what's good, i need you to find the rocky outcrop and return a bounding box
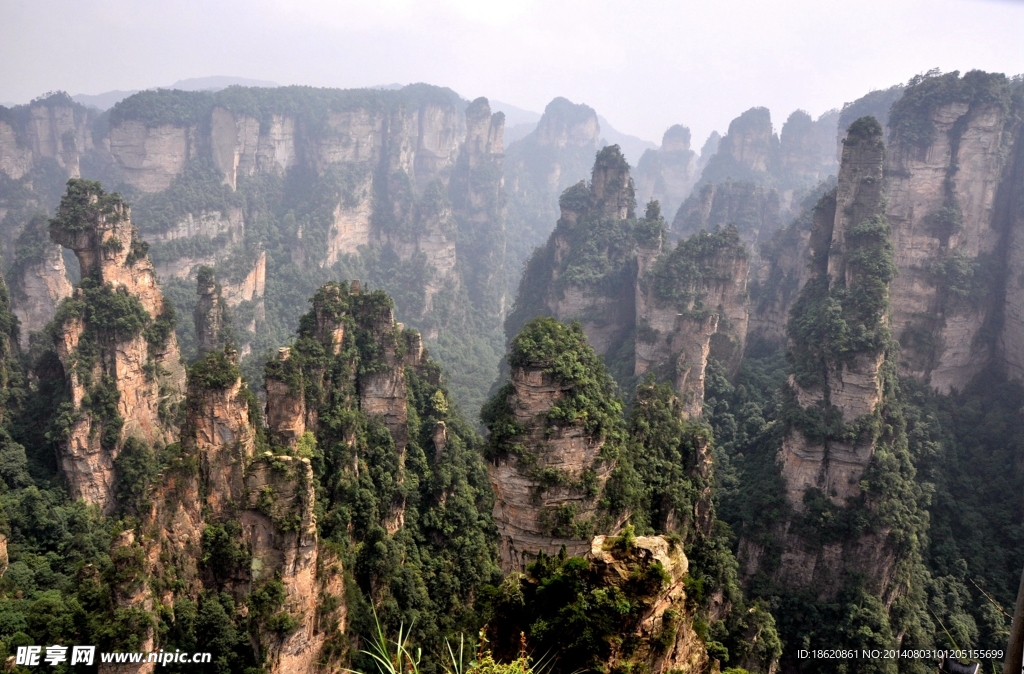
[48,180,186,513]
[242,454,325,673]
[194,267,229,355]
[777,109,840,190]
[109,121,194,193]
[486,318,623,571]
[210,107,298,190]
[779,116,888,508]
[636,223,749,414]
[698,108,777,187]
[116,341,342,674]
[511,148,750,408]
[0,94,94,181]
[506,146,637,358]
[588,535,709,674]
[694,106,839,221]
[885,71,1022,392]
[265,347,307,449]
[450,98,507,324]
[221,250,266,306]
[504,97,602,273]
[146,207,244,244]
[489,362,616,569]
[0,118,34,180]
[737,118,903,605]
[634,125,697,222]
[11,243,72,348]
[9,215,73,348]
[322,172,374,267]
[999,120,1024,380]
[672,180,782,244]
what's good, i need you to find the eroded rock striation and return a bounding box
[884,71,1024,392]
[0,85,509,413]
[739,117,906,602]
[779,116,889,509]
[587,535,709,674]
[484,318,624,570]
[48,179,186,513]
[9,214,73,348]
[636,215,749,413]
[509,147,749,410]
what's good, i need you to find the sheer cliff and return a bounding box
[482,315,781,673]
[508,146,748,408]
[47,179,186,514]
[883,71,1023,392]
[0,85,507,415]
[634,124,698,222]
[0,169,502,669]
[482,318,626,569]
[503,97,602,286]
[673,105,840,248]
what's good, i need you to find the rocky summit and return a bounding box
[0,68,1023,674]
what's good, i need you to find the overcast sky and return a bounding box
[1,0,1021,146]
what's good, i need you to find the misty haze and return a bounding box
[0,2,1022,673]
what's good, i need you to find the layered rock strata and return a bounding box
[488,357,616,569]
[116,343,342,674]
[48,180,186,513]
[885,72,1023,391]
[510,147,749,411]
[0,93,93,182]
[636,222,749,415]
[194,266,229,355]
[9,215,73,348]
[778,117,889,508]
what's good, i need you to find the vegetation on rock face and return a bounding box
[889,70,1013,150]
[504,147,638,357]
[787,192,895,391]
[256,282,502,670]
[3,72,1024,674]
[649,225,746,312]
[49,178,128,235]
[503,98,600,295]
[487,317,626,452]
[131,158,243,234]
[838,85,904,142]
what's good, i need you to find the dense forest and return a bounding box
[0,69,1021,674]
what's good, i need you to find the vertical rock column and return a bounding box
[779,116,889,509]
[48,180,186,513]
[485,318,622,571]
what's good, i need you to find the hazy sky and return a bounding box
[1,0,1021,146]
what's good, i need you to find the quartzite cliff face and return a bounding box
[0,85,507,415]
[634,125,698,223]
[778,117,889,511]
[738,117,906,605]
[485,319,621,570]
[885,71,1024,392]
[509,146,749,413]
[48,180,186,513]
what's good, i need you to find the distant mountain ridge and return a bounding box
[71,75,280,110]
